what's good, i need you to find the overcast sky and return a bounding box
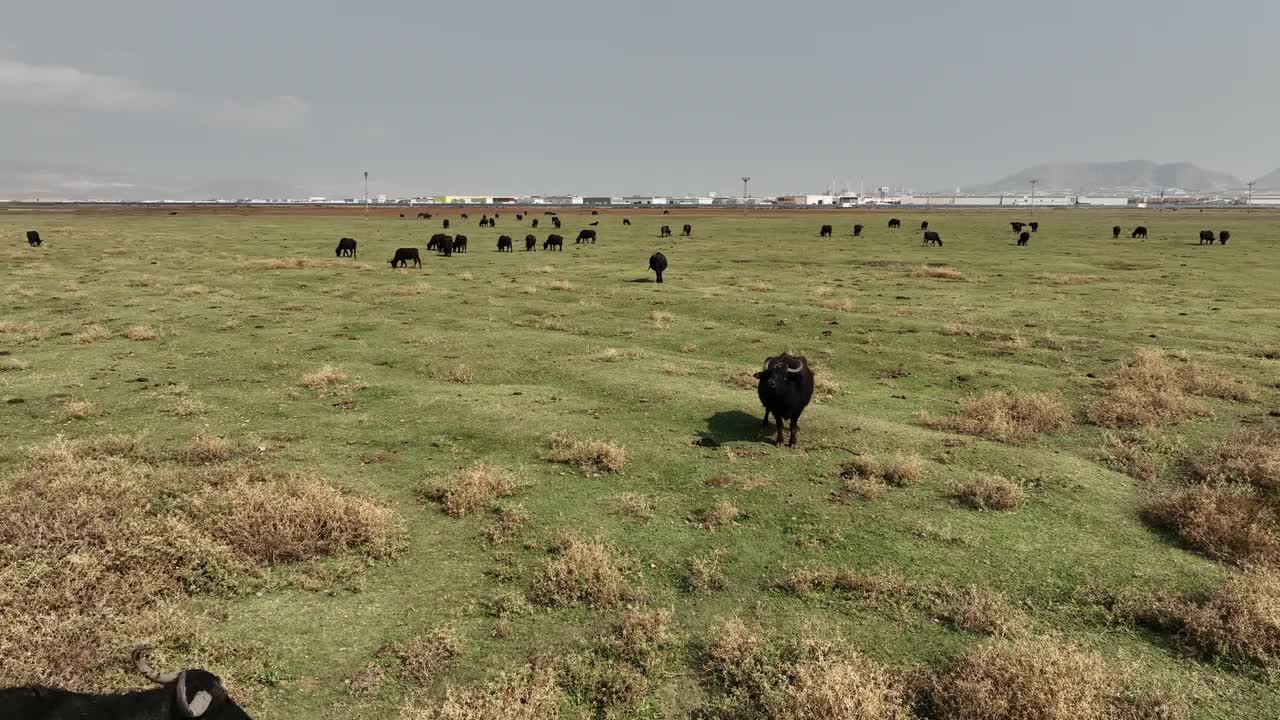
[1,0,1275,199]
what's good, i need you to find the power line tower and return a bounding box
[1029,178,1038,217]
[741,176,751,200]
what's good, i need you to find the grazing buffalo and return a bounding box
[26,230,41,247]
[623,218,631,225]
[1132,226,1148,239]
[589,221,599,226]
[453,234,468,253]
[754,353,815,448]
[820,224,833,238]
[663,209,670,214]
[576,229,597,244]
[649,251,668,283]
[1219,230,1230,245]
[525,234,537,251]
[443,218,450,229]
[0,646,254,720]
[428,233,451,251]
[545,211,556,215]
[1112,225,1122,239]
[1017,231,1030,246]
[682,223,692,237]
[920,221,929,231]
[853,224,863,237]
[591,210,599,215]
[532,218,540,229]
[923,230,943,246]
[544,234,564,251]
[399,213,404,218]
[461,213,469,219]
[1199,229,1215,245]
[660,225,672,237]
[516,214,523,220]
[416,212,427,219]
[1029,221,1039,232]
[1010,221,1025,233]
[552,217,562,229]
[888,218,901,229]
[390,247,422,268]
[497,235,513,252]
[335,237,357,258]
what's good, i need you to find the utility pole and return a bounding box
[1248,180,1255,212]
[1029,178,1038,217]
[741,176,751,201]
[364,171,369,219]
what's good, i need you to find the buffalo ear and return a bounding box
[752,372,765,380]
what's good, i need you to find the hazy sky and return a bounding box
[1,0,1275,199]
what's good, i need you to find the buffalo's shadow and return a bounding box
[701,410,761,446]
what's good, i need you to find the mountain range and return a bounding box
[972,160,1265,195]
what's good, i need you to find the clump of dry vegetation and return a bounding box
[917,391,1070,442]
[1088,350,1254,428]
[124,324,158,340]
[700,500,744,530]
[648,310,674,328]
[182,432,235,464]
[1190,430,1280,489]
[1143,485,1280,567]
[600,608,674,672]
[418,463,522,517]
[1101,430,1184,482]
[74,324,113,344]
[815,297,857,313]
[244,258,318,270]
[400,666,561,720]
[743,280,774,292]
[836,454,929,501]
[605,493,654,522]
[940,321,974,337]
[0,320,52,344]
[684,549,731,593]
[65,400,97,419]
[951,475,1027,511]
[302,365,351,393]
[392,625,464,686]
[911,264,967,281]
[172,397,207,418]
[532,534,630,608]
[0,357,30,372]
[812,372,843,402]
[1034,273,1104,286]
[390,282,435,297]
[545,279,575,292]
[542,433,626,475]
[775,566,913,603]
[481,503,530,545]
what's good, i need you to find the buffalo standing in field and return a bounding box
[1017,231,1030,246]
[923,230,943,246]
[544,234,564,251]
[390,247,422,268]
[888,218,901,229]
[461,213,469,219]
[442,218,450,229]
[853,224,863,237]
[1219,230,1230,245]
[525,234,537,251]
[682,223,692,237]
[1199,229,1215,245]
[26,230,41,247]
[663,209,670,214]
[497,235,513,252]
[1132,226,1148,239]
[552,217,562,229]
[754,353,815,448]
[335,237,357,258]
[532,218,540,229]
[452,235,468,253]
[649,251,668,283]
[920,220,929,231]
[545,211,556,215]
[1010,221,1025,233]
[592,210,599,215]
[623,218,632,226]
[428,233,451,251]
[820,224,833,238]
[1112,225,1122,239]
[516,214,524,221]
[0,646,254,720]
[1030,221,1039,232]
[589,221,599,226]
[576,229,598,244]
[660,225,672,237]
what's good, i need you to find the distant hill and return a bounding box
[1252,168,1280,191]
[973,161,1243,194]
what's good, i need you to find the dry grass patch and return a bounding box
[927,585,1027,638]
[605,493,654,522]
[65,400,97,420]
[940,321,975,337]
[172,397,207,418]
[393,625,464,686]
[74,324,113,344]
[952,475,1027,511]
[775,566,913,602]
[243,258,318,270]
[419,463,522,517]
[700,500,744,530]
[648,310,674,328]
[989,333,1030,354]
[124,324,158,341]
[173,284,211,297]
[684,549,731,593]
[545,279,575,291]
[1144,485,1280,567]
[917,391,1070,442]
[445,365,475,384]
[813,372,843,402]
[390,282,435,296]
[542,433,626,474]
[1089,350,1253,428]
[1190,430,1280,489]
[590,347,641,362]
[399,666,561,720]
[883,453,929,486]
[602,608,674,671]
[302,365,351,393]
[815,297,857,313]
[837,455,926,500]
[911,264,967,281]
[1035,273,1104,286]
[723,369,758,390]
[481,503,530,545]
[532,534,630,608]
[1101,430,1183,482]
[0,357,30,372]
[0,320,52,344]
[182,433,235,464]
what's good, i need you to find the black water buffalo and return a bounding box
[390,247,422,268]
[516,214,523,220]
[552,216,562,229]
[443,218,450,229]
[428,233,451,251]
[591,210,599,215]
[525,234,537,251]
[623,218,631,225]
[544,234,564,251]
[0,646,254,720]
[649,251,668,283]
[1112,225,1122,239]
[853,224,863,237]
[662,209,670,214]
[399,213,404,218]
[437,237,454,257]
[1010,221,1025,233]
[453,234,468,253]
[1219,230,1230,245]
[335,237,357,257]
[544,211,556,215]
[1017,231,1030,246]
[576,229,597,244]
[589,221,599,226]
[682,223,692,237]
[754,353,815,448]
[26,230,42,247]
[1132,226,1148,239]
[532,218,540,228]
[1199,229,1215,245]
[1029,221,1039,232]
[920,220,929,231]
[461,213,469,219]
[888,218,901,229]
[478,217,490,228]
[820,224,833,237]
[497,235,513,252]
[923,230,943,246]
[660,225,672,237]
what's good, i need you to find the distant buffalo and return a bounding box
[552,217,562,229]
[1219,230,1230,245]
[497,235,513,252]
[26,230,41,247]
[623,218,631,225]
[390,247,421,268]
[576,229,597,244]
[660,225,672,237]
[1112,225,1121,239]
[923,230,943,246]
[544,234,564,251]
[820,224,833,238]
[1029,221,1039,232]
[649,251,668,283]
[589,221,599,226]
[525,234,537,251]
[920,221,929,231]
[335,237,357,258]
[888,218,901,229]
[853,224,863,237]
[532,218,540,228]
[591,210,599,215]
[443,218,450,229]
[452,234,468,253]
[1011,221,1025,233]
[428,233,451,251]
[682,223,692,237]
[1199,229,1215,245]
[1132,226,1148,239]
[1017,231,1030,246]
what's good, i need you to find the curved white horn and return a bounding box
[133,646,179,685]
[176,672,214,717]
[786,360,804,373]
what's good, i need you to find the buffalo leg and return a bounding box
[775,415,785,446]
[788,417,799,448]
[761,410,771,430]
[656,271,663,283]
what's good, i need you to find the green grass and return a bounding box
[2,207,1279,718]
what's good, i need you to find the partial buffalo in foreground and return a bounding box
[649,251,668,283]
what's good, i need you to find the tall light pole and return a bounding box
[364,171,369,219]
[741,176,751,201]
[1029,178,1038,217]
[1248,180,1255,212]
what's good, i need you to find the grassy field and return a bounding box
[2,207,1278,719]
